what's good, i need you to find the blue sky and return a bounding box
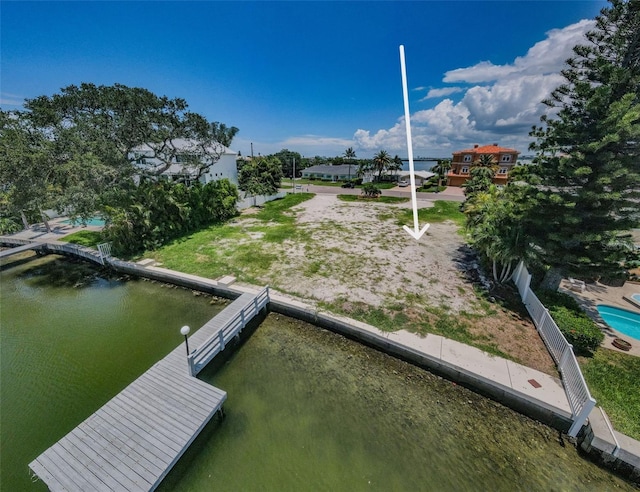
[1,1,608,158]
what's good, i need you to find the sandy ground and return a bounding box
[239,194,558,375]
[275,194,476,310]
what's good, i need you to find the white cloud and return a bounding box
[421,87,464,100]
[354,19,594,156]
[444,19,594,83]
[0,92,25,107]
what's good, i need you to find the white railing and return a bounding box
[511,261,596,437]
[97,242,113,265]
[187,286,270,376]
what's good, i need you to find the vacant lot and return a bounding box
[150,193,556,375]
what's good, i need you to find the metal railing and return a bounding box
[97,242,113,265]
[512,261,596,437]
[187,286,270,376]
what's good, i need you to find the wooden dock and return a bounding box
[0,241,41,258]
[29,288,269,491]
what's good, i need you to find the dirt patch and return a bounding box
[233,194,557,375]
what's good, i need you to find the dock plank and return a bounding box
[29,287,268,491]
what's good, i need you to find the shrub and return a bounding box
[548,306,604,354]
[536,289,583,311]
[361,182,381,198]
[535,289,604,354]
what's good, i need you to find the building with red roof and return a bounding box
[447,143,520,187]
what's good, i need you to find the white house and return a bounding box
[131,139,239,186]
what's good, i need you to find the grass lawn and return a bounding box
[580,349,640,440]
[59,230,103,248]
[337,195,409,204]
[145,193,315,283]
[397,200,466,227]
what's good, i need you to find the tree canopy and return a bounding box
[463,1,639,289]
[522,0,640,288]
[0,83,237,228]
[238,155,283,196]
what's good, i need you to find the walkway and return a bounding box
[0,241,42,258]
[29,291,267,492]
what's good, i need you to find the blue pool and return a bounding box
[597,305,640,341]
[61,216,105,227]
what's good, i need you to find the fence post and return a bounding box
[567,397,596,437]
[187,354,196,377]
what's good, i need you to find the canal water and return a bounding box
[1,255,634,491]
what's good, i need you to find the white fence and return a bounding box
[237,192,286,210]
[512,261,596,437]
[187,286,270,376]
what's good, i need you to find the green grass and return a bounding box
[256,193,314,223]
[397,200,465,227]
[337,195,409,204]
[319,299,510,360]
[580,349,640,440]
[59,230,103,248]
[148,192,314,280]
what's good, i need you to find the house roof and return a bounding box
[396,171,435,179]
[303,164,357,175]
[453,144,519,155]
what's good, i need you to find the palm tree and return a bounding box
[372,150,392,182]
[432,159,451,188]
[390,155,403,179]
[475,153,496,169]
[344,147,356,181]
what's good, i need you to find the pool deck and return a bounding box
[559,279,640,357]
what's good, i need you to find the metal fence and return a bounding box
[512,261,596,437]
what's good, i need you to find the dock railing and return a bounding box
[187,286,270,376]
[512,261,596,437]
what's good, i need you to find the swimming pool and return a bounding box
[61,216,105,227]
[597,305,640,342]
[632,293,640,303]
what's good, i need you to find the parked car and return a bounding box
[341,181,355,188]
[398,180,409,187]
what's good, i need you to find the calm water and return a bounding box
[1,255,634,491]
[1,254,224,491]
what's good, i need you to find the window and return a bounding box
[498,167,508,174]
[461,166,469,174]
[500,155,511,162]
[463,155,472,162]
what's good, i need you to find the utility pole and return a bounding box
[292,157,296,193]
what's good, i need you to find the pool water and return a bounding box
[632,293,640,303]
[597,305,640,341]
[61,216,105,227]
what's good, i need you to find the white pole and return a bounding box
[293,157,296,193]
[400,45,419,233]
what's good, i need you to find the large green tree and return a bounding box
[371,150,392,181]
[2,83,236,224]
[272,149,304,178]
[0,111,56,231]
[238,155,284,197]
[524,0,640,289]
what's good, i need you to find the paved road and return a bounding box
[286,184,466,202]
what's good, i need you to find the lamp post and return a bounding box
[180,325,190,356]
